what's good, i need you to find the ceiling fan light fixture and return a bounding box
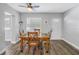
[27,8,32,12]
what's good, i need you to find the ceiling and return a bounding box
[8,3,79,13]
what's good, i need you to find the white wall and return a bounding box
[20,13,63,39]
[64,6,79,49]
[0,3,20,51]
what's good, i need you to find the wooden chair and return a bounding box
[19,31,27,52]
[43,30,52,54]
[27,32,40,54]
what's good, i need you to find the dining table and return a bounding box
[19,34,50,53]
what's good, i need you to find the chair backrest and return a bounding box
[34,29,40,35]
[28,32,39,41]
[19,32,25,36]
[48,30,52,39]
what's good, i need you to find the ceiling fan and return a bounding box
[19,3,40,11]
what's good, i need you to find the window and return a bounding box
[26,17,42,32]
[4,12,12,41]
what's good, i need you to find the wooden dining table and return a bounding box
[19,35,49,52]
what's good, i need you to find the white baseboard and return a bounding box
[0,44,11,55]
[51,38,63,40]
[11,40,19,44]
[0,49,6,55]
[62,38,79,50]
[0,40,20,54]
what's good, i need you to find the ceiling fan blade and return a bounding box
[19,5,26,7]
[32,6,40,8]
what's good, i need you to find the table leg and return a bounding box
[20,39,23,52]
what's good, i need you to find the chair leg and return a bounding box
[32,46,40,55]
[32,46,36,55]
[28,46,30,54]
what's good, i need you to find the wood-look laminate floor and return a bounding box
[3,40,79,55]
